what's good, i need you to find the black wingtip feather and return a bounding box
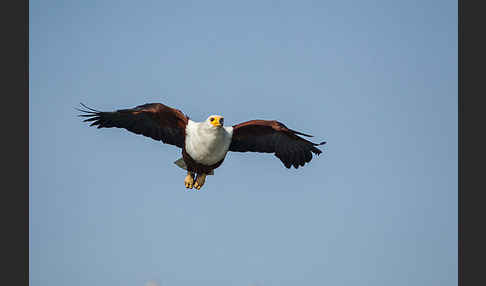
[83,117,99,122]
[311,141,326,146]
[289,129,313,137]
[75,108,92,114]
[79,102,101,112]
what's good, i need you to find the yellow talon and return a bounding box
[194,173,207,190]
[184,172,195,189]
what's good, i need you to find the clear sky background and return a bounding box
[29,1,457,286]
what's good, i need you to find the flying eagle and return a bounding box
[78,102,326,190]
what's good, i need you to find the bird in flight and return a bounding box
[78,102,326,190]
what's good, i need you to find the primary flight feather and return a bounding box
[78,102,326,190]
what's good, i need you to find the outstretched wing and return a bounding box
[229,120,326,169]
[77,102,188,148]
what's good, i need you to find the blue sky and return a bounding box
[30,1,457,285]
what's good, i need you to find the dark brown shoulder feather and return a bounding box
[229,120,326,169]
[77,102,188,148]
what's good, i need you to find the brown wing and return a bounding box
[229,120,326,169]
[77,102,188,148]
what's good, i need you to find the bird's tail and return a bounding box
[174,158,187,170]
[174,158,215,175]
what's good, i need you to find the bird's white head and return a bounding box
[206,115,224,128]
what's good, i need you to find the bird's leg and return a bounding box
[194,173,207,190]
[184,171,195,189]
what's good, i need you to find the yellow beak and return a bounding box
[210,116,224,127]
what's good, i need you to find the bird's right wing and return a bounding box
[77,103,188,148]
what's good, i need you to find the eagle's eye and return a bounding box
[210,117,214,122]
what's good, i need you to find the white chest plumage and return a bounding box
[184,120,233,166]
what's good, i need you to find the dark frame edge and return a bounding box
[458,0,462,285]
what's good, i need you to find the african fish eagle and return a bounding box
[77,102,326,190]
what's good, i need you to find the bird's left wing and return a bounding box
[229,120,326,169]
[77,103,188,148]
